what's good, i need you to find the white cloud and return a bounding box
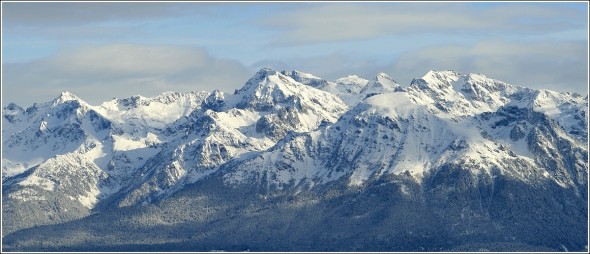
[48,45,210,77]
[2,44,252,106]
[260,3,586,45]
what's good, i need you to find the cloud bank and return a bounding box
[3,44,251,106]
[2,2,587,107]
[261,3,586,45]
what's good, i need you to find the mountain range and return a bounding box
[2,68,588,252]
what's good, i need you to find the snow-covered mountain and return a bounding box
[222,70,587,192]
[283,70,402,106]
[2,68,588,251]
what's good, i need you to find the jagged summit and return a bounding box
[235,68,279,94]
[235,68,280,93]
[204,89,225,111]
[280,70,328,88]
[336,74,369,86]
[281,70,322,80]
[4,102,23,111]
[373,72,398,87]
[375,72,395,82]
[52,91,85,106]
[233,68,347,115]
[410,70,461,91]
[364,72,402,93]
[423,69,461,80]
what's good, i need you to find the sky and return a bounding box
[1,1,588,107]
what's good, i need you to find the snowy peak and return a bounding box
[287,70,321,80]
[100,91,208,111]
[96,91,209,132]
[235,68,278,94]
[335,75,370,94]
[463,73,510,91]
[423,70,461,83]
[531,89,572,115]
[107,95,147,109]
[234,68,347,116]
[4,102,24,112]
[57,90,79,100]
[411,70,461,92]
[405,70,518,116]
[460,73,517,100]
[281,71,403,107]
[234,68,286,109]
[375,72,397,84]
[3,95,83,136]
[152,91,205,105]
[361,72,402,95]
[103,91,204,110]
[55,91,80,101]
[281,70,329,88]
[4,91,95,127]
[2,103,24,124]
[204,89,225,111]
[18,91,93,125]
[2,92,114,181]
[52,91,87,107]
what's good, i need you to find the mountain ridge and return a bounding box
[2,68,588,251]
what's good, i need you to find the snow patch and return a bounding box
[17,175,56,191]
[77,185,101,208]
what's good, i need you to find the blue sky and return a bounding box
[2,1,588,106]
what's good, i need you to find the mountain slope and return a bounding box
[220,70,586,191]
[99,68,349,207]
[1,91,209,233]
